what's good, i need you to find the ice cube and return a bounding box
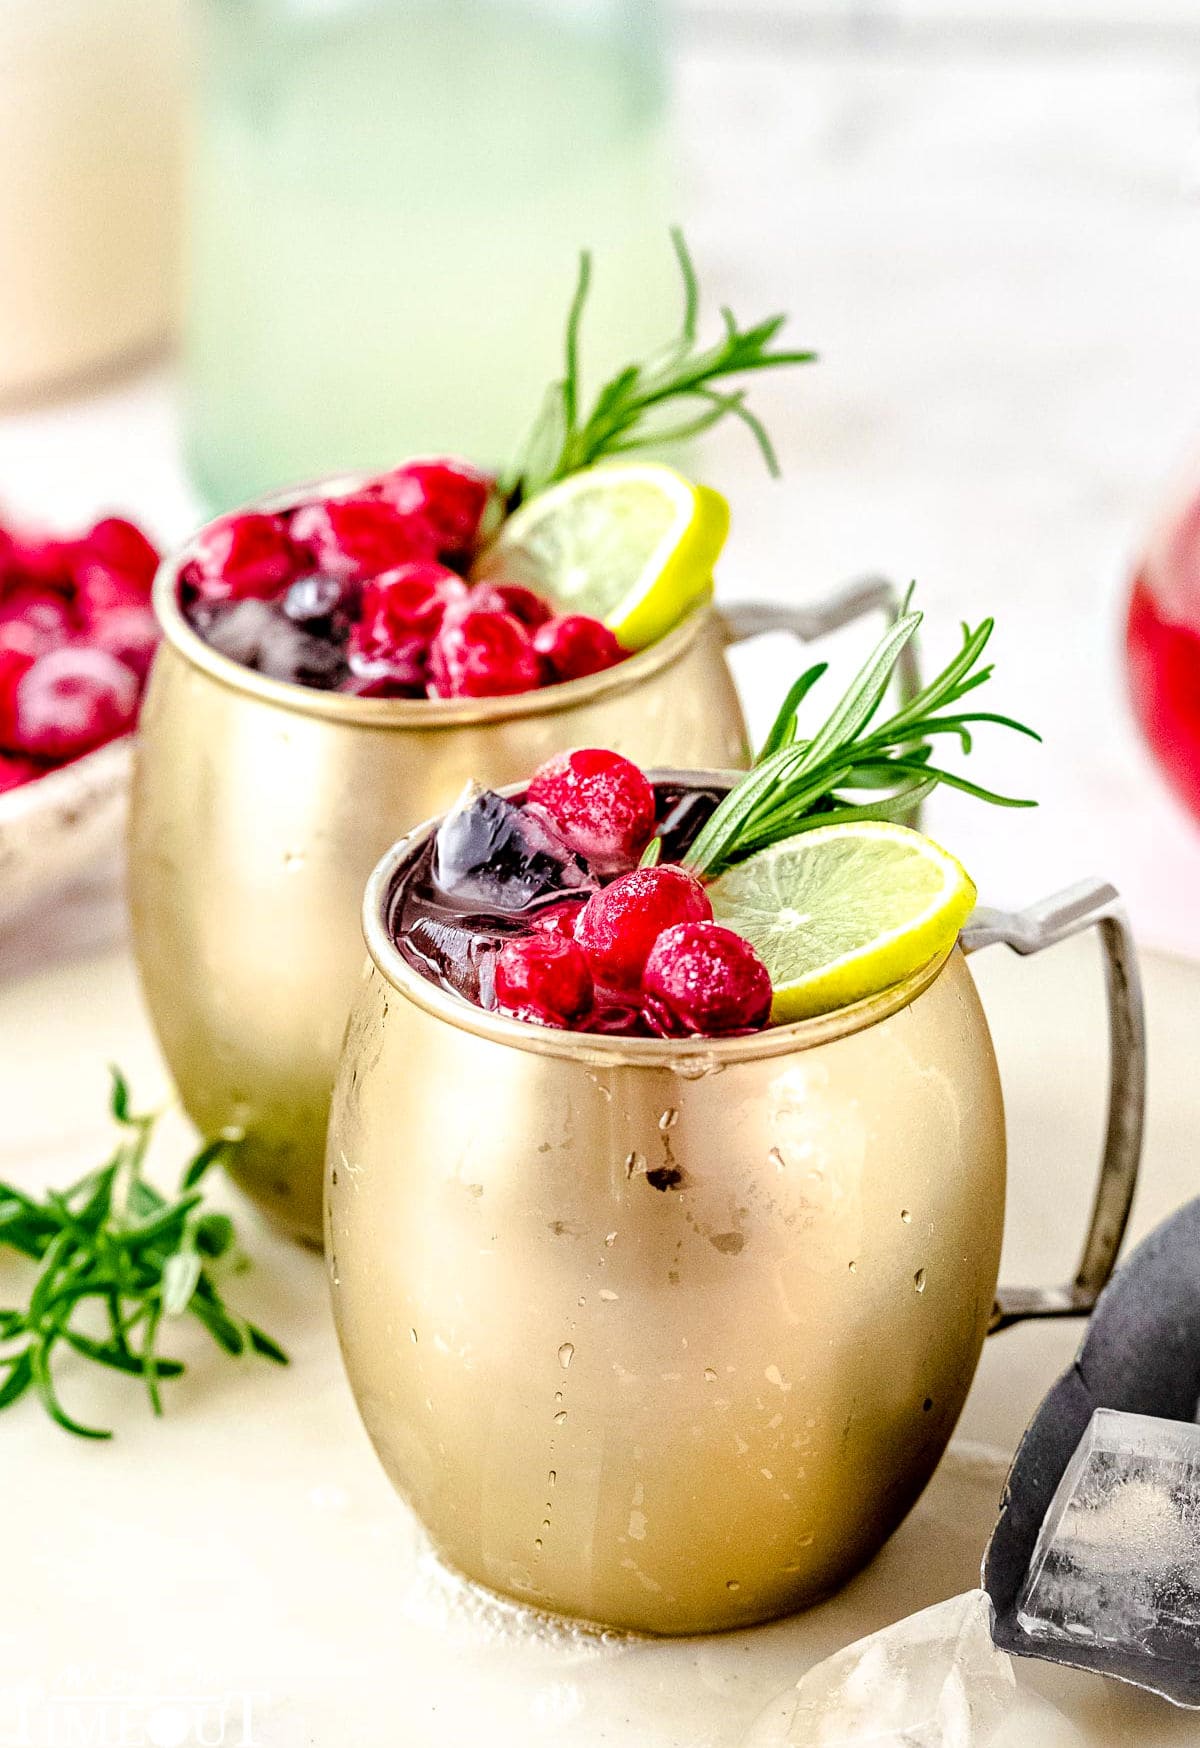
[403,913,510,1009]
[202,598,279,668]
[433,784,597,914]
[1017,1408,1200,1665]
[744,1592,1016,1747]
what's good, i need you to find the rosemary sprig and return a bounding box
[501,229,816,507]
[683,603,1039,878]
[0,1071,286,1439]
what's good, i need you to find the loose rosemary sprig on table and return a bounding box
[682,601,1040,878]
[0,1072,286,1440]
[501,229,816,508]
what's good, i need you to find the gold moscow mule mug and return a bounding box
[325,780,1145,1636]
[129,475,915,1244]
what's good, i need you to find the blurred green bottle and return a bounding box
[184,0,676,509]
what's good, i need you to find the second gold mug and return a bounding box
[325,786,1145,1635]
[129,476,911,1243]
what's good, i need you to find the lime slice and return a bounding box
[707,822,977,1023]
[476,462,730,650]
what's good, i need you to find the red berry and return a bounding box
[10,647,139,760]
[527,749,656,871]
[495,933,594,1028]
[373,459,492,557]
[4,531,76,594]
[182,512,300,604]
[77,517,159,594]
[353,562,466,654]
[0,646,35,742]
[472,582,553,629]
[533,614,624,683]
[290,494,435,582]
[643,922,772,1037]
[0,587,76,658]
[0,752,41,794]
[83,604,160,682]
[575,864,713,991]
[530,897,588,941]
[344,632,428,697]
[427,609,543,699]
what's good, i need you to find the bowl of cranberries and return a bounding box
[0,511,160,925]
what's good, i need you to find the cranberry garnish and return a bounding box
[290,494,435,583]
[533,614,624,683]
[182,512,300,604]
[10,647,139,760]
[643,922,772,1037]
[530,897,588,941]
[373,459,492,557]
[354,562,466,652]
[0,588,76,657]
[575,864,713,991]
[495,933,594,1028]
[527,749,656,871]
[472,582,554,630]
[84,604,161,683]
[0,752,41,795]
[77,517,160,594]
[428,609,543,699]
[345,633,429,696]
[0,646,34,741]
[4,532,76,594]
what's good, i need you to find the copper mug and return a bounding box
[325,784,1145,1635]
[128,475,911,1243]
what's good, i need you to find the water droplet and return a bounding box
[409,1328,418,1343]
[768,1147,786,1172]
[282,849,305,872]
[605,1231,617,1247]
[554,1389,563,1406]
[542,1517,551,1530]
[914,1267,927,1293]
[534,1538,543,1551]
[558,1342,575,1369]
[548,1470,556,1488]
[554,1411,567,1425]
[659,1108,679,1131]
[624,1151,644,1179]
[923,1397,934,1412]
[703,1367,717,1383]
[797,1530,815,1548]
[577,1295,586,1307]
[848,1259,857,1274]
[901,1208,912,1224]
[599,1289,618,1302]
[725,1579,741,1593]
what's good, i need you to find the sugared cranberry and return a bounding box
[345,633,428,696]
[11,646,139,760]
[533,614,624,683]
[575,864,713,991]
[354,562,466,650]
[474,582,553,629]
[77,517,160,594]
[182,512,300,604]
[0,753,42,795]
[0,587,76,657]
[528,749,656,872]
[495,933,594,1028]
[84,604,161,682]
[373,460,492,557]
[643,922,773,1037]
[428,609,543,699]
[290,494,435,582]
[0,646,35,741]
[4,531,76,594]
[530,897,588,941]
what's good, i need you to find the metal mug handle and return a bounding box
[719,575,922,710]
[960,880,1147,1333]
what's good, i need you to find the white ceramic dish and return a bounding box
[0,736,132,929]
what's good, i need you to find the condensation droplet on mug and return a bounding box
[409,1328,418,1344]
[704,1368,718,1384]
[548,1470,556,1488]
[554,1411,567,1426]
[554,1389,563,1407]
[901,1208,912,1224]
[534,1538,543,1551]
[848,1259,858,1274]
[726,1579,741,1593]
[914,1267,927,1293]
[797,1530,815,1548]
[282,849,305,872]
[577,1295,586,1307]
[599,1289,618,1302]
[769,1147,786,1172]
[659,1108,679,1131]
[605,1231,617,1247]
[558,1342,575,1369]
[624,1151,644,1179]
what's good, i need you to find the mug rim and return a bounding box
[151,471,714,729]
[361,768,955,1066]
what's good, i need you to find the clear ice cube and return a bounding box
[746,1592,1015,1748]
[433,784,597,914]
[1017,1407,1200,1664]
[202,598,348,688]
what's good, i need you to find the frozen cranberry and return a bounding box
[354,562,467,652]
[643,922,772,1037]
[4,531,76,594]
[575,864,713,991]
[84,604,160,682]
[77,517,159,594]
[530,897,588,941]
[428,609,543,699]
[182,512,300,604]
[0,646,34,742]
[0,752,42,794]
[476,582,554,630]
[0,587,76,657]
[345,633,428,696]
[495,933,594,1028]
[11,646,139,760]
[373,459,492,557]
[533,614,624,683]
[290,494,435,582]
[527,749,656,871]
